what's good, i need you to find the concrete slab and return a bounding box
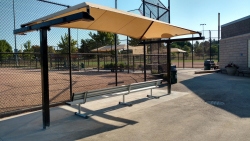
[1,68,250,141]
[0,90,188,141]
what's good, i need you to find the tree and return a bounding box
[195,46,203,57]
[57,33,78,53]
[128,37,141,46]
[31,45,55,53]
[79,39,96,53]
[0,40,12,52]
[22,40,35,59]
[0,40,13,61]
[193,41,199,49]
[23,40,33,53]
[89,31,120,46]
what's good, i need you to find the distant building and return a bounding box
[220,15,250,69]
[91,44,146,55]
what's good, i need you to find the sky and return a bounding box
[2,0,250,50]
[50,0,250,37]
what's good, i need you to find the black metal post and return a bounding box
[115,0,118,86]
[168,0,170,23]
[149,11,153,73]
[104,56,106,67]
[133,56,135,72]
[192,34,194,68]
[167,41,171,94]
[143,0,146,81]
[143,44,146,81]
[40,28,50,129]
[78,55,79,70]
[218,13,220,62]
[157,3,160,74]
[36,55,38,69]
[167,0,171,94]
[127,36,129,73]
[68,28,72,99]
[178,53,179,67]
[209,30,211,61]
[97,43,100,72]
[115,40,117,86]
[183,53,185,68]
[57,58,59,70]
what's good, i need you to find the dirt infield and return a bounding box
[173,61,204,68]
[0,61,204,117]
[0,68,159,116]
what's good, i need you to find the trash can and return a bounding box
[171,65,177,84]
[81,63,85,68]
[204,60,215,70]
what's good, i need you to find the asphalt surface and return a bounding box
[1,68,250,141]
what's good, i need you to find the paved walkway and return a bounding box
[1,68,250,141]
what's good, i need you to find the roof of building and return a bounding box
[222,15,250,27]
[91,44,143,52]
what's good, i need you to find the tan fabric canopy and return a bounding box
[21,2,199,39]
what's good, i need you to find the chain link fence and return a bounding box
[0,0,162,117]
[0,0,219,118]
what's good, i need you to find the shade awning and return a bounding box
[17,2,200,39]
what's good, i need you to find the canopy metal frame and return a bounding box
[14,11,94,129]
[139,36,204,94]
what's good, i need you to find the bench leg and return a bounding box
[119,95,132,106]
[75,104,88,119]
[147,89,159,99]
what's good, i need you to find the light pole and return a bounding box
[13,0,18,66]
[200,23,206,60]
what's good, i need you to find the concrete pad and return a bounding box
[1,68,250,141]
[0,90,188,141]
[194,70,219,74]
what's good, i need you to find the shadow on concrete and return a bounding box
[0,97,154,141]
[180,73,250,118]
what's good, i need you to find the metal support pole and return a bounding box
[115,36,118,86]
[127,36,129,73]
[13,0,18,66]
[218,13,220,62]
[143,0,146,81]
[133,56,135,72]
[115,0,118,86]
[192,34,194,68]
[178,53,179,67]
[97,43,100,72]
[209,30,212,61]
[143,43,146,81]
[68,28,72,99]
[167,0,171,94]
[168,0,170,23]
[200,24,206,60]
[183,53,185,68]
[157,3,160,73]
[167,41,171,94]
[40,28,50,129]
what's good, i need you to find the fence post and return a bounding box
[133,56,135,72]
